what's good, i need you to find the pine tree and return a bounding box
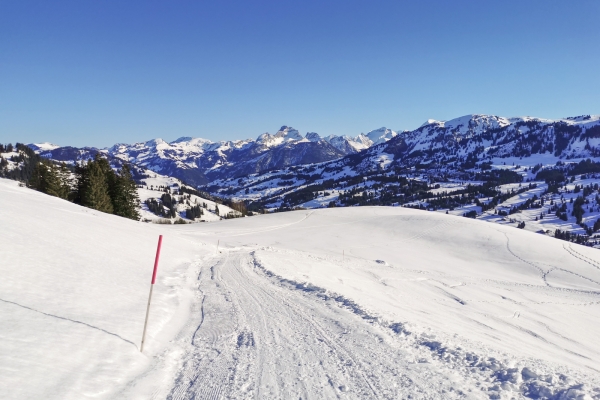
[111,164,140,220]
[29,162,44,192]
[81,155,114,213]
[74,161,89,205]
[42,162,63,198]
[29,160,71,199]
[58,163,73,200]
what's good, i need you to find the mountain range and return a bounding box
[32,126,398,186]
[31,114,600,202]
[201,113,600,207]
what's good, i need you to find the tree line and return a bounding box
[0,143,42,182]
[30,154,140,220]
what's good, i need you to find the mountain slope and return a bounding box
[2,178,599,399]
[33,125,399,186]
[207,114,600,204]
[0,178,198,399]
[31,114,600,192]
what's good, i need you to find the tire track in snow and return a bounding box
[162,249,472,399]
[251,262,382,397]
[248,250,600,399]
[167,252,240,400]
[224,252,383,398]
[245,252,481,399]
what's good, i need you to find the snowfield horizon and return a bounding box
[1,177,599,399]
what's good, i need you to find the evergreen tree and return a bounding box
[42,163,63,198]
[74,161,89,205]
[80,155,114,213]
[23,152,141,219]
[186,204,202,220]
[29,160,71,199]
[58,163,73,200]
[111,164,140,220]
[29,162,44,192]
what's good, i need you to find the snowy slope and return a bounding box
[32,125,380,186]
[136,171,239,222]
[28,142,60,151]
[0,178,202,400]
[2,178,600,399]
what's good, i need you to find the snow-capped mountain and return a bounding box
[401,114,600,161]
[30,114,600,198]
[28,142,60,152]
[32,125,398,186]
[255,126,304,147]
[363,127,399,146]
[206,114,600,209]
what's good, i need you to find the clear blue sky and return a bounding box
[1,0,599,147]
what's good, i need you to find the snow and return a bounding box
[305,132,321,142]
[0,178,198,400]
[0,152,21,171]
[137,172,238,222]
[2,177,600,399]
[364,127,398,145]
[479,178,600,241]
[137,187,227,223]
[28,142,60,151]
[420,119,442,127]
[256,126,304,147]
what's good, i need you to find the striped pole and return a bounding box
[140,235,163,353]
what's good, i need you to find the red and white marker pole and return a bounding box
[140,235,163,353]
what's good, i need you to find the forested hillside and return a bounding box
[1,144,140,220]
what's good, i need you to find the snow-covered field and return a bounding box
[1,177,600,399]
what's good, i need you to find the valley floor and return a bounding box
[1,178,600,399]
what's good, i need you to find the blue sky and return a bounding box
[1,0,599,147]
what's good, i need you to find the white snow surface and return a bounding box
[364,127,398,145]
[28,142,61,151]
[134,171,239,222]
[2,177,600,399]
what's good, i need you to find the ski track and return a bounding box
[161,249,476,399]
[142,246,600,400]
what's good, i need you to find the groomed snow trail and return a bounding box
[163,250,474,400]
